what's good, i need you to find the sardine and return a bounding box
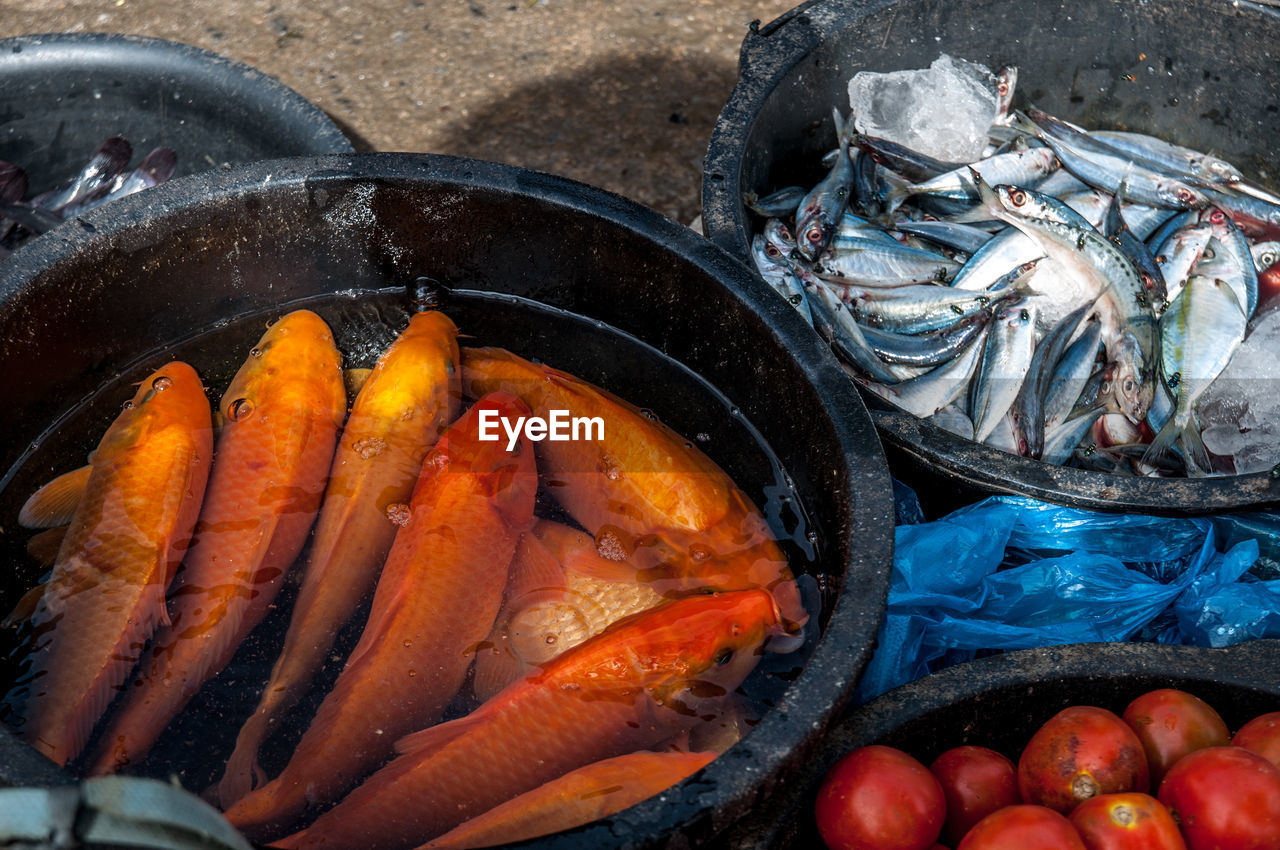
[858,325,989,418]
[970,301,1037,442]
[1143,275,1247,473]
[814,238,960,287]
[859,312,991,367]
[795,110,855,261]
[744,186,807,218]
[1090,130,1242,185]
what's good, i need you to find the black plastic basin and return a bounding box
[0,153,893,849]
[0,32,353,195]
[702,0,1280,515]
[715,640,1280,849]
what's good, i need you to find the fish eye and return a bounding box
[1020,308,1030,321]
[779,225,792,240]
[789,294,803,306]
[1264,252,1279,268]
[1176,187,1197,204]
[1209,209,1226,224]
[714,648,734,667]
[997,81,1010,96]
[1009,189,1027,206]
[1101,380,1112,394]
[1124,379,1135,394]
[765,244,780,258]
[806,226,823,243]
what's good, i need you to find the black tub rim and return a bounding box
[0,151,895,849]
[701,0,1280,516]
[0,31,354,165]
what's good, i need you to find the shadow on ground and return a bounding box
[434,52,736,225]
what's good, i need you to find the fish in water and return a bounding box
[272,589,784,850]
[222,392,538,841]
[471,518,667,702]
[87,310,347,775]
[5,362,213,767]
[217,309,461,807]
[461,346,806,630]
[419,749,718,849]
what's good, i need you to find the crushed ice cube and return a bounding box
[847,54,998,163]
[1196,309,1280,472]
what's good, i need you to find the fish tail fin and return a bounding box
[1140,414,1181,470]
[1180,414,1213,476]
[881,170,913,214]
[217,713,272,808]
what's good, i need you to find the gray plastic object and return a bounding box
[701,0,1280,515]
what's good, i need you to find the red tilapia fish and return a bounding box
[6,361,213,767]
[272,589,784,850]
[224,392,537,840]
[461,346,806,628]
[472,518,666,702]
[421,749,717,849]
[88,310,346,775]
[219,310,461,807]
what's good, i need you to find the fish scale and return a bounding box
[87,310,346,776]
[9,362,212,768]
[274,590,783,850]
[222,393,537,841]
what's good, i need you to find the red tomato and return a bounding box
[955,805,1087,849]
[931,745,1021,845]
[1122,689,1229,788]
[1233,712,1280,768]
[1068,792,1186,849]
[814,745,945,850]
[1019,706,1150,813]
[1157,746,1280,850]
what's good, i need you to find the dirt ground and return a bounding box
[2,0,798,224]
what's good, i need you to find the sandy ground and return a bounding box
[1,0,797,224]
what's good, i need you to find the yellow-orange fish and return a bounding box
[87,310,346,775]
[420,749,717,849]
[223,392,537,841]
[218,310,460,807]
[273,589,783,850]
[7,361,213,767]
[472,518,665,702]
[461,346,806,629]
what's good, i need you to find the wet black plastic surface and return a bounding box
[0,153,894,849]
[716,640,1280,849]
[0,32,352,195]
[702,0,1280,515]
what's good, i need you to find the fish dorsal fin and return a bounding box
[3,580,48,628]
[393,710,488,757]
[26,526,68,569]
[19,465,91,528]
[534,520,642,585]
[504,531,568,602]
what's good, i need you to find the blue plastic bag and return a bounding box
[856,495,1280,703]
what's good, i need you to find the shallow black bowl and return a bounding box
[0,153,893,849]
[0,32,353,195]
[702,0,1280,515]
[717,640,1280,849]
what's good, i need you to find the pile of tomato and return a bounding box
[814,689,1280,849]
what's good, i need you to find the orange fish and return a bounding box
[87,310,346,775]
[472,518,666,702]
[218,310,460,807]
[273,589,783,850]
[7,361,213,767]
[461,346,805,628]
[223,392,537,841]
[420,748,717,849]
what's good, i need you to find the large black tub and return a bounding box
[716,640,1280,849]
[0,153,893,849]
[702,0,1280,515]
